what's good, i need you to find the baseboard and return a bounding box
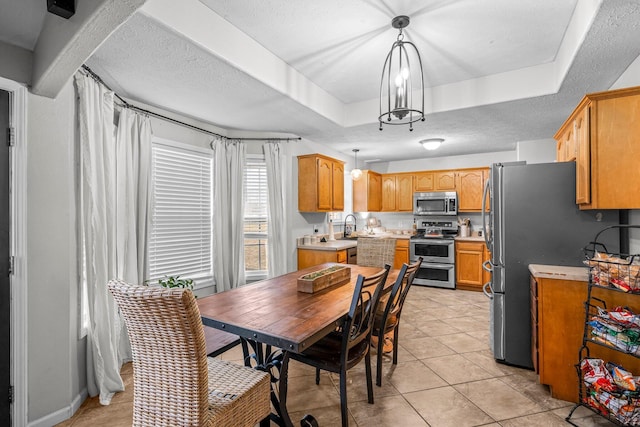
[27,388,88,427]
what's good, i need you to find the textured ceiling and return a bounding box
[4,0,640,163]
[0,0,46,50]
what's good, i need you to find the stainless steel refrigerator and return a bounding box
[481,161,619,369]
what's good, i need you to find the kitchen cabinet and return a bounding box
[414,172,434,191]
[455,240,488,291]
[434,171,456,191]
[298,248,347,270]
[456,168,489,212]
[555,120,576,163]
[297,154,345,212]
[530,266,640,403]
[381,173,413,212]
[353,170,382,212]
[393,239,409,270]
[554,85,640,209]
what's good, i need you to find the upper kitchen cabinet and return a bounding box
[434,171,456,191]
[381,173,413,212]
[555,86,640,209]
[414,171,434,191]
[297,154,345,212]
[457,168,489,212]
[353,170,382,212]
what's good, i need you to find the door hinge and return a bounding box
[6,127,15,147]
[8,256,14,276]
[8,385,13,404]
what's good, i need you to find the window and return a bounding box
[244,155,269,280]
[148,138,213,290]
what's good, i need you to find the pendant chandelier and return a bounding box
[379,15,425,131]
[350,149,362,181]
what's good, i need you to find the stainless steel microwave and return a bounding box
[413,191,458,216]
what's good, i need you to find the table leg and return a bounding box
[241,338,296,427]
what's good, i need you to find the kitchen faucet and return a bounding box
[344,214,357,238]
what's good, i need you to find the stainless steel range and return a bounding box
[410,217,457,289]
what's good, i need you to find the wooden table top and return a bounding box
[198,263,398,353]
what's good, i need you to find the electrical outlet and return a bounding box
[313,225,319,234]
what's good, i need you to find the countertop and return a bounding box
[297,232,411,251]
[454,235,485,242]
[528,264,589,282]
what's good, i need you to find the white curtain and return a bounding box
[76,72,152,405]
[263,142,289,277]
[76,72,123,404]
[212,138,246,291]
[115,108,151,286]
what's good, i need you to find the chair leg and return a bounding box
[315,367,320,385]
[375,334,383,387]
[339,368,349,427]
[365,351,374,404]
[376,331,384,387]
[259,415,270,427]
[392,325,400,365]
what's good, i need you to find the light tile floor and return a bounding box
[57,286,616,426]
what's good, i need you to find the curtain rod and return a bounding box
[80,65,301,143]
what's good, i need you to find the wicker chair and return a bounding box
[356,237,396,267]
[372,257,422,386]
[289,265,390,427]
[108,280,271,427]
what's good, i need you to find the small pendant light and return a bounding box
[350,149,362,181]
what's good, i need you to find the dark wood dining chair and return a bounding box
[108,280,271,427]
[372,257,422,386]
[289,265,391,427]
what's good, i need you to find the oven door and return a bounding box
[413,262,455,289]
[410,239,455,264]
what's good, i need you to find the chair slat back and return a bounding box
[386,257,423,319]
[344,265,391,350]
[108,280,209,427]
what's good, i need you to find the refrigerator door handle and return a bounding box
[482,281,493,299]
[481,178,491,251]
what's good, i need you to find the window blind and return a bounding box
[148,143,213,289]
[244,157,268,279]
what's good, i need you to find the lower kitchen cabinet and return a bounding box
[394,239,409,270]
[530,266,640,403]
[455,240,488,291]
[297,248,347,270]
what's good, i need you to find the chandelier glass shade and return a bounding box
[350,149,362,181]
[379,16,425,131]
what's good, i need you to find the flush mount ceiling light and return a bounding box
[350,149,363,181]
[420,138,444,150]
[379,15,425,132]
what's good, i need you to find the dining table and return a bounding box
[197,263,399,427]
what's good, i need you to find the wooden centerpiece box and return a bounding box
[297,265,351,293]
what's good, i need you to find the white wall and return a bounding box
[27,81,81,423]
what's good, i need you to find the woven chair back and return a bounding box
[356,237,396,267]
[108,280,210,426]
